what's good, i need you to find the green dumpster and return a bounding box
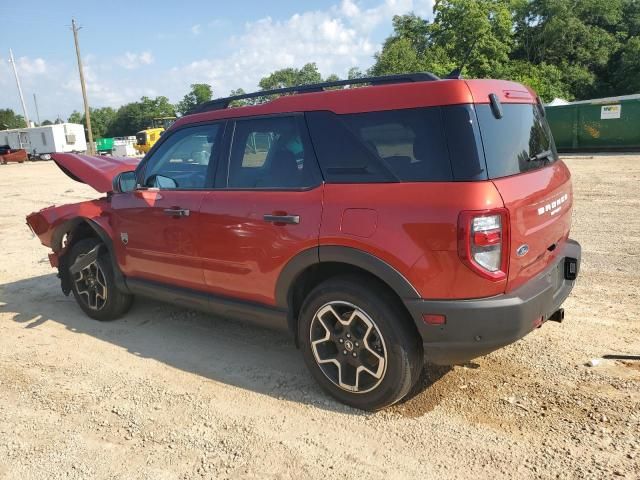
[96,137,114,154]
[546,94,640,151]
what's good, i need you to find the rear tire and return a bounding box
[298,275,423,411]
[68,238,133,321]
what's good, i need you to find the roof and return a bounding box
[173,78,535,130]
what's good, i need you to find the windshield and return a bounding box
[136,132,147,146]
[475,103,558,179]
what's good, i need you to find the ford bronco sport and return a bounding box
[26,73,581,411]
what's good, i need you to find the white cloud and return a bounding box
[167,0,436,97]
[62,60,156,108]
[170,6,372,95]
[116,51,155,70]
[16,56,48,75]
[0,0,436,120]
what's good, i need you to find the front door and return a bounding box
[111,123,223,290]
[199,115,323,306]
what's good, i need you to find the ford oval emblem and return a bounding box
[516,244,529,257]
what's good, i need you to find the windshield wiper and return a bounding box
[528,149,554,163]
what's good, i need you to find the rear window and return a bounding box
[306,106,485,183]
[475,103,558,178]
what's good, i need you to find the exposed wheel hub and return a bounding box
[343,339,354,352]
[309,301,387,393]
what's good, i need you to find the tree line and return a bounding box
[2,0,638,138]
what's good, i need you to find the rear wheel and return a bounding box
[68,239,133,321]
[298,276,422,411]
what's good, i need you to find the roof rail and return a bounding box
[188,72,440,114]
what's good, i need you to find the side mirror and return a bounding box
[147,174,178,189]
[112,171,137,193]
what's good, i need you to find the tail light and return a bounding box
[458,208,510,281]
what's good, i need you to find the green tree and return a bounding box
[347,67,366,80]
[176,83,213,115]
[502,61,573,102]
[41,119,53,126]
[0,109,26,129]
[68,111,83,124]
[370,1,514,80]
[68,107,117,139]
[258,62,323,90]
[90,107,117,138]
[228,88,254,107]
[107,96,176,137]
[371,2,636,101]
[611,36,640,94]
[382,13,431,55]
[512,0,624,98]
[370,37,428,76]
[428,0,514,78]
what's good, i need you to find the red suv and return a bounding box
[27,73,581,410]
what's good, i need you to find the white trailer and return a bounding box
[0,123,87,159]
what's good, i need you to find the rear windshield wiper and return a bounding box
[528,149,554,163]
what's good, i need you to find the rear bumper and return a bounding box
[405,239,581,365]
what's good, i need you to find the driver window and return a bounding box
[143,124,220,189]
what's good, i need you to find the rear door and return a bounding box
[199,114,323,306]
[110,123,223,290]
[475,103,573,291]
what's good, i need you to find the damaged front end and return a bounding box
[26,152,139,296]
[26,201,114,296]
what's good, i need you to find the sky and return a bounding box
[0,0,435,122]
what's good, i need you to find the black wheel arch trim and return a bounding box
[53,217,129,294]
[275,245,421,309]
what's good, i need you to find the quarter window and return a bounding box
[306,107,455,183]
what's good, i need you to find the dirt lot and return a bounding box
[1,155,639,479]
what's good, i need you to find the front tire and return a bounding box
[298,275,423,411]
[68,239,133,321]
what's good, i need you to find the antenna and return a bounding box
[446,38,478,79]
[8,49,30,127]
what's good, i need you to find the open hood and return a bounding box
[52,153,141,193]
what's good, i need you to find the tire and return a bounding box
[68,238,133,321]
[298,275,423,411]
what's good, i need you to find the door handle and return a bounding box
[163,208,190,217]
[263,214,300,225]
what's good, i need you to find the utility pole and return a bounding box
[8,49,30,128]
[33,93,41,126]
[71,18,94,154]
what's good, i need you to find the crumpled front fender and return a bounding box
[26,199,113,251]
[26,198,128,294]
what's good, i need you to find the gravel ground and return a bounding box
[0,155,638,479]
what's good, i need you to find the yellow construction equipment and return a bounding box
[134,117,176,154]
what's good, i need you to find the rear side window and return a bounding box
[227,116,317,189]
[307,106,484,183]
[475,103,558,178]
[305,111,395,182]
